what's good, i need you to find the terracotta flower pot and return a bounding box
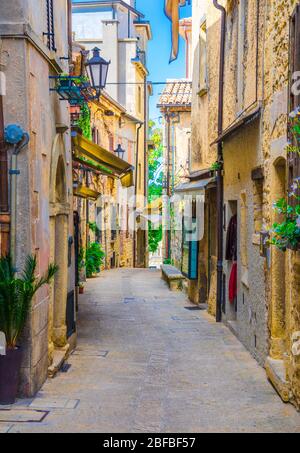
[79,286,84,294]
[0,347,23,405]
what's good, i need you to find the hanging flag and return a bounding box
[164,0,185,63]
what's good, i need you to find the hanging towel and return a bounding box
[229,262,238,304]
[226,214,237,261]
[164,0,180,62]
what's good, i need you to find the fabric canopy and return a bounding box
[173,178,216,242]
[164,0,186,62]
[72,134,134,188]
[174,177,216,194]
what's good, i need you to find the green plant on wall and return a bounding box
[88,222,100,235]
[270,188,300,251]
[270,113,300,251]
[210,161,222,171]
[76,103,92,140]
[86,243,105,278]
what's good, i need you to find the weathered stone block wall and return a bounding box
[0,4,73,395]
[262,0,300,408]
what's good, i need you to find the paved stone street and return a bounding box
[2,269,300,433]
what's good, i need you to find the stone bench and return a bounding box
[161,265,184,291]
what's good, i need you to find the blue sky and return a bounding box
[136,0,192,121]
[72,0,192,121]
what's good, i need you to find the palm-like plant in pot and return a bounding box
[0,255,58,404]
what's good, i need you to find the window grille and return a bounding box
[44,0,57,52]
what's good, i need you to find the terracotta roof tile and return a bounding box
[158,79,192,107]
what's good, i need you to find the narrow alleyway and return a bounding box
[2,269,300,433]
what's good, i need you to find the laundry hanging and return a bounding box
[226,214,237,261]
[229,262,238,304]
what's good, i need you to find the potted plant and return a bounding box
[0,255,58,405]
[86,242,105,278]
[79,283,85,295]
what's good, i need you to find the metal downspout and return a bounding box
[134,122,143,268]
[213,0,226,323]
[0,95,8,214]
[10,133,30,267]
[166,111,171,260]
[144,77,148,267]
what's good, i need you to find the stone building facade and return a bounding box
[72,0,152,268]
[72,85,137,273]
[158,80,192,269]
[0,0,75,396]
[262,0,300,410]
[189,0,300,408]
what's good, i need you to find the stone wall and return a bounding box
[262,0,300,408]
[191,0,300,407]
[0,0,73,396]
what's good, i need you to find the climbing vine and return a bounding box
[76,103,92,140]
[270,113,300,251]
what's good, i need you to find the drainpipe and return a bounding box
[67,0,73,61]
[143,77,148,268]
[134,121,143,267]
[165,111,171,260]
[213,0,226,323]
[0,96,8,214]
[10,132,30,267]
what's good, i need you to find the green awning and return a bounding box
[72,134,134,188]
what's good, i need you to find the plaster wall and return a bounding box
[0,1,73,396]
[223,121,268,366]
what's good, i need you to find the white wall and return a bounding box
[73,11,112,41]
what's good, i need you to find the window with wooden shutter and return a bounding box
[109,134,114,152]
[44,0,56,52]
[288,5,300,200]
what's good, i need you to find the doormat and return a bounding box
[0,409,49,423]
[72,349,109,358]
[184,306,206,311]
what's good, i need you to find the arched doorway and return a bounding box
[270,157,287,359]
[49,134,70,364]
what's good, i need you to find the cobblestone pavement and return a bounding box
[3,269,300,433]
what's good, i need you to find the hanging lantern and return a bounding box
[85,48,110,98]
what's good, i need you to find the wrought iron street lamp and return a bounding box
[85,48,110,98]
[114,144,125,160]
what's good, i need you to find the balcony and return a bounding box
[132,46,148,74]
